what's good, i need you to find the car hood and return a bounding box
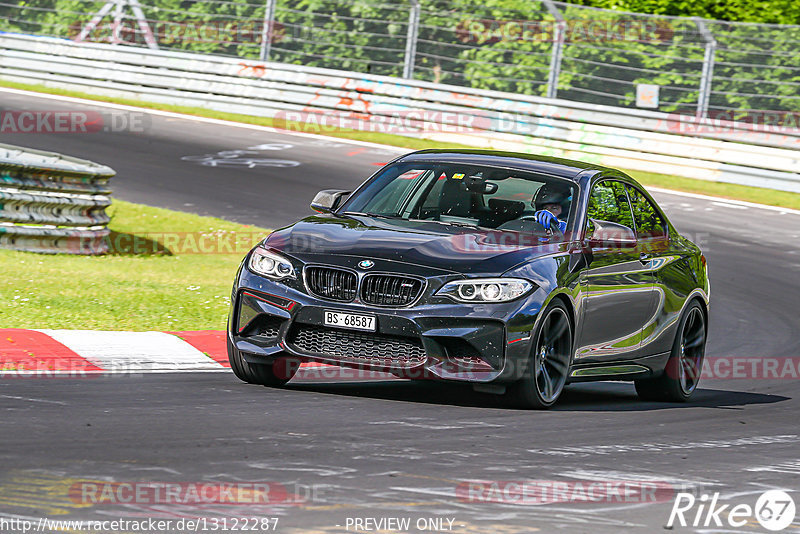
[263,214,566,275]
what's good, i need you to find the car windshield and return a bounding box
[339,162,578,238]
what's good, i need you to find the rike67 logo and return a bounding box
[667,490,796,531]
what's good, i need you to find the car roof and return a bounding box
[397,149,613,182]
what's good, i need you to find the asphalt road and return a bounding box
[1,89,799,533]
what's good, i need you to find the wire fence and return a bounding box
[0,0,798,119]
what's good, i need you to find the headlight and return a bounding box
[248,247,296,280]
[437,278,534,303]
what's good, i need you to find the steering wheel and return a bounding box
[518,215,564,238]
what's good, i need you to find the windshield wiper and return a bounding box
[341,211,403,220]
[427,219,476,228]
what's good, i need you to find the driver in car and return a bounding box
[532,184,571,233]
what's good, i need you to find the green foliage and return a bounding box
[270,0,408,75]
[1,0,797,112]
[568,0,800,25]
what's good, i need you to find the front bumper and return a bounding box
[230,266,540,383]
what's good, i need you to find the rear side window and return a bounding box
[627,186,668,239]
[587,181,635,229]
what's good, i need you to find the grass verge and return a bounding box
[2,79,799,211]
[0,200,269,331]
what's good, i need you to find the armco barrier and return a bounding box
[1,33,798,192]
[0,143,115,254]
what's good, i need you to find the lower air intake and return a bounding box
[289,324,427,368]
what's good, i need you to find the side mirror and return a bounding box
[585,219,637,249]
[311,189,351,213]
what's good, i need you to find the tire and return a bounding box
[227,336,299,386]
[508,300,573,409]
[635,301,706,402]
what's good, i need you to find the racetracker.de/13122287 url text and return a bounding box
[0,517,280,533]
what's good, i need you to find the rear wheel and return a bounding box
[508,301,573,409]
[227,337,299,386]
[635,301,706,402]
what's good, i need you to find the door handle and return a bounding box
[639,253,650,264]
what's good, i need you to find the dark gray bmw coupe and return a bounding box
[228,150,709,408]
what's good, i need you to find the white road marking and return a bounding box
[247,143,294,150]
[370,420,504,430]
[246,463,358,477]
[0,394,67,405]
[561,469,717,488]
[128,466,182,474]
[34,330,225,371]
[711,201,748,210]
[747,460,800,475]
[528,435,798,456]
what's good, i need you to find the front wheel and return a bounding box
[508,300,573,409]
[635,301,706,402]
[227,337,299,386]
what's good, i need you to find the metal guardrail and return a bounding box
[2,0,799,118]
[0,142,115,254]
[0,33,798,193]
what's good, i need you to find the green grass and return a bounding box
[0,200,269,331]
[624,170,800,210]
[3,78,799,210]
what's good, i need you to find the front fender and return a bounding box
[497,252,582,382]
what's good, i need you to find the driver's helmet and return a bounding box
[533,183,572,216]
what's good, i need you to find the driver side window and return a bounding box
[586,181,635,232]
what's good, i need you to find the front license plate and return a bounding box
[324,310,376,332]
